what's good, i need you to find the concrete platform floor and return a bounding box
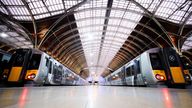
[0,86,192,108]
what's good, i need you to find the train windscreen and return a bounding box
[12,52,27,66]
[149,53,163,70]
[28,54,41,70]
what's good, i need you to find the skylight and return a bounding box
[0,21,33,49]
[182,34,192,51]
[0,0,83,20]
[74,0,143,75]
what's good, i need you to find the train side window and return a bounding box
[48,61,52,74]
[13,54,24,66]
[118,72,122,78]
[137,60,141,74]
[131,65,134,72]
[45,57,49,67]
[149,53,163,70]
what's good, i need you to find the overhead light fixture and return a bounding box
[0,32,8,38]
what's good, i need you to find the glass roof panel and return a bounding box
[182,34,192,51]
[186,15,192,25]
[155,0,191,24]
[1,0,24,5]
[0,21,33,49]
[0,6,9,14]
[8,6,30,15]
[75,0,108,73]
[135,0,154,10]
[0,0,83,20]
[1,0,189,24]
[74,0,146,74]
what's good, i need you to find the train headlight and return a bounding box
[27,74,36,79]
[3,74,7,78]
[2,74,8,79]
[155,74,165,81]
[185,75,190,80]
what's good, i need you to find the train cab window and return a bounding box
[165,49,179,67]
[12,54,25,66]
[149,53,163,70]
[28,54,41,69]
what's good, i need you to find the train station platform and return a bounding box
[0,86,192,108]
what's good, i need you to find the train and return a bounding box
[105,47,192,88]
[1,48,87,86]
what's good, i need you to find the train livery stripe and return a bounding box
[153,70,167,80]
[25,70,38,80]
[8,67,22,82]
[170,67,185,83]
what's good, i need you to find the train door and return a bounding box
[162,48,185,85]
[52,64,62,84]
[125,65,133,85]
[53,65,63,84]
[45,58,53,84]
[52,63,58,84]
[134,59,145,86]
[8,49,31,83]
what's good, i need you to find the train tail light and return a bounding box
[27,74,36,80]
[155,74,165,81]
